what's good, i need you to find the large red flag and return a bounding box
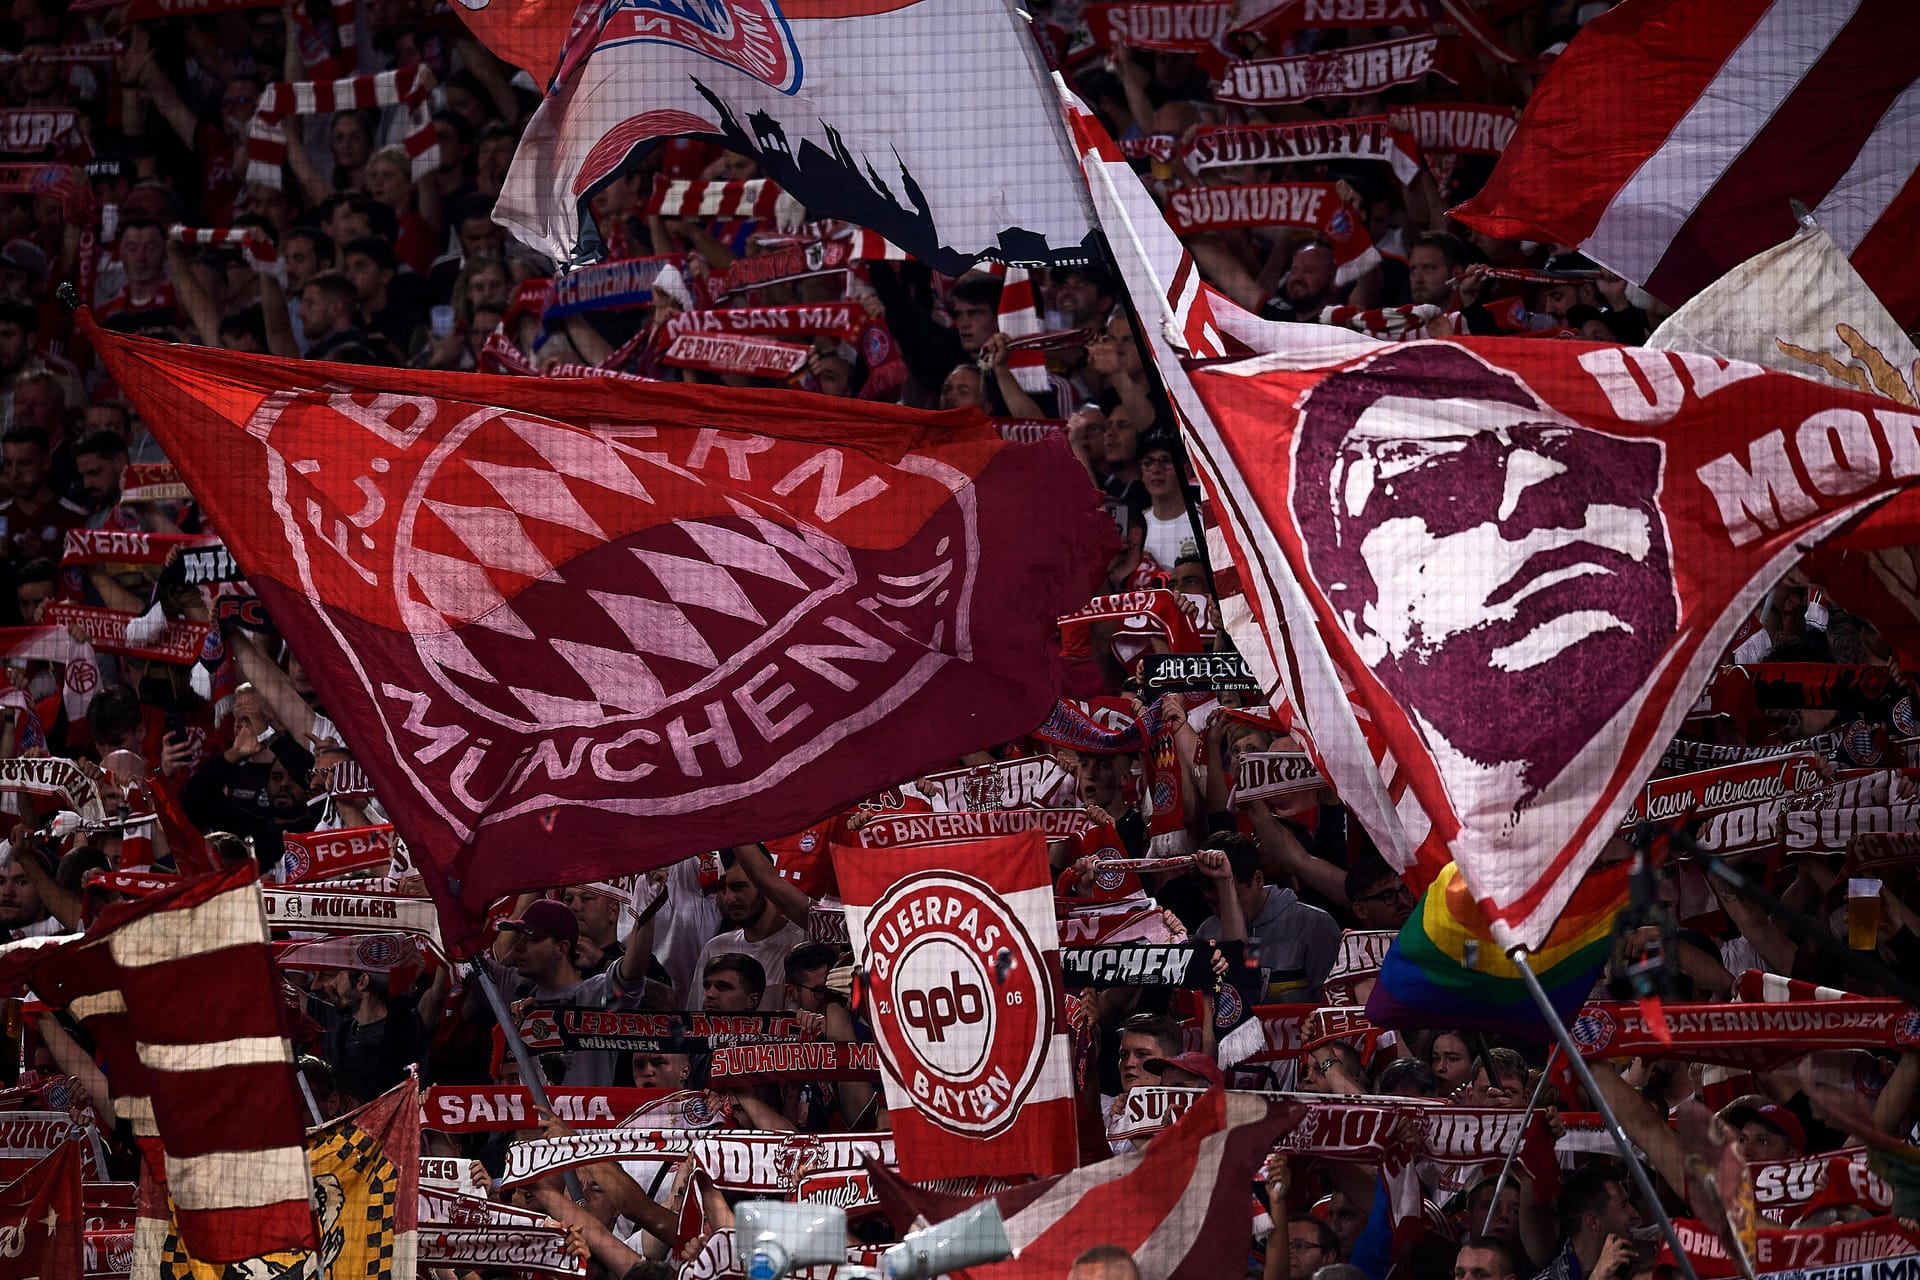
[83,316,1112,951]
[1185,338,1920,950]
[836,830,1076,1182]
[1451,0,1920,324]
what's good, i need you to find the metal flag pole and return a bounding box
[1480,1044,1558,1235]
[469,960,585,1201]
[1508,949,1702,1280]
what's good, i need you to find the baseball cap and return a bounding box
[497,898,580,946]
[1146,1052,1225,1088]
[1719,1097,1805,1151]
[0,239,46,282]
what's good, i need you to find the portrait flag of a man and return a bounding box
[1186,338,1920,951]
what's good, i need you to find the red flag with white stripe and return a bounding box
[25,863,313,1263]
[1453,0,1920,324]
[835,830,1076,1182]
[870,1089,1306,1280]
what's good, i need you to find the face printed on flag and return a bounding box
[1188,337,1920,949]
[1292,344,1679,807]
[496,1,1098,273]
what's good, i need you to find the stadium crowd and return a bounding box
[0,1,1917,1279]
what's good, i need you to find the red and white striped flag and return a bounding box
[870,1089,1306,1280]
[245,66,438,190]
[25,863,313,1263]
[835,830,1077,1182]
[643,175,802,228]
[1453,0,1920,324]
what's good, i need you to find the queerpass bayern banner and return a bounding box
[495,1,1099,274]
[85,317,1112,953]
[1185,338,1920,950]
[834,830,1075,1182]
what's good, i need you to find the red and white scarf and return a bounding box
[1163,182,1380,284]
[645,176,801,227]
[0,108,81,155]
[659,332,809,380]
[1185,118,1423,187]
[246,66,437,189]
[167,224,284,285]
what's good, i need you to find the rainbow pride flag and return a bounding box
[1366,860,1626,1039]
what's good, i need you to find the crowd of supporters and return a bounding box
[0,1,1917,1278]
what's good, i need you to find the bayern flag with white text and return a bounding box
[492,1,1098,273]
[1454,0,1920,324]
[835,830,1076,1182]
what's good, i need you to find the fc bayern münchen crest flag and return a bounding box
[490,0,1099,273]
[835,829,1077,1181]
[1184,338,1920,951]
[84,315,1113,953]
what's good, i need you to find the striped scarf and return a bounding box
[245,66,437,190]
[168,224,283,285]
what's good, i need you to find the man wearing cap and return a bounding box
[1538,252,1601,327]
[481,891,669,1087]
[1588,1065,1807,1237]
[1146,1051,1224,1091]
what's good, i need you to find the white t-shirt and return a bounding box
[1142,507,1191,571]
[692,919,806,1011]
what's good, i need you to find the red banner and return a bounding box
[1184,118,1423,187]
[1217,37,1449,106]
[704,1040,882,1085]
[1390,103,1518,156]
[722,240,854,296]
[59,529,220,567]
[421,1086,685,1133]
[850,808,1090,849]
[666,304,862,343]
[1568,1000,1920,1067]
[42,603,211,664]
[659,332,811,380]
[279,826,398,884]
[836,830,1076,1181]
[84,315,1113,952]
[1659,1217,1920,1280]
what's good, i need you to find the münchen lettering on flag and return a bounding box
[24,863,313,1264]
[83,314,1112,952]
[835,830,1076,1181]
[142,1076,420,1278]
[869,1090,1307,1280]
[1451,0,1920,324]
[494,2,1098,273]
[1183,337,1920,949]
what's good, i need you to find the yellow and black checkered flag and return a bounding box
[140,1076,420,1279]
